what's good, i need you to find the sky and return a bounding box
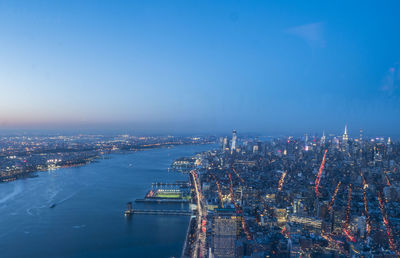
[0,0,400,136]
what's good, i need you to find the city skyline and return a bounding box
[1,127,400,256]
[2,2,400,256]
[1,1,400,135]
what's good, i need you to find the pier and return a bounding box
[124,180,192,217]
[151,182,190,188]
[125,209,192,216]
[135,198,189,203]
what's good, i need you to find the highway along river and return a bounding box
[0,144,215,258]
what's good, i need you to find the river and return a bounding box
[0,144,215,258]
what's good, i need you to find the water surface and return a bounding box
[0,144,214,258]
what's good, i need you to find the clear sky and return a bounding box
[1,1,399,136]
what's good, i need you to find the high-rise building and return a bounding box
[387,137,393,155]
[222,137,229,152]
[343,125,348,143]
[212,215,238,258]
[304,134,309,151]
[321,131,326,145]
[231,130,237,154]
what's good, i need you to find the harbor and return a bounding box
[124,180,193,216]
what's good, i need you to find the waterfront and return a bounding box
[0,144,215,258]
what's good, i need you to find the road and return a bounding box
[190,170,207,258]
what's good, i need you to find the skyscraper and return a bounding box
[305,133,309,151]
[388,137,393,155]
[222,137,229,152]
[321,131,326,145]
[343,125,348,143]
[231,130,237,154]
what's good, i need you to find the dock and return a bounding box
[152,182,190,188]
[135,198,189,203]
[124,180,192,217]
[125,209,192,216]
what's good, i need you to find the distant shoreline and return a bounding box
[0,141,214,183]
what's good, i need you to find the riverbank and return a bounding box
[0,142,213,183]
[0,144,215,258]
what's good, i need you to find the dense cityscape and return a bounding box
[2,1,400,257]
[2,128,400,257]
[166,129,400,257]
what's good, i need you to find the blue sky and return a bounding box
[0,1,399,136]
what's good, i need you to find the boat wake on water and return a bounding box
[0,184,23,204]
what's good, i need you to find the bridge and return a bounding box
[124,209,192,216]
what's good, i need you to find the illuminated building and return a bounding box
[230,130,237,154]
[211,214,238,258]
[388,137,393,154]
[275,207,288,226]
[252,145,259,153]
[223,137,229,152]
[288,215,322,232]
[321,131,326,145]
[343,125,348,143]
[305,133,309,150]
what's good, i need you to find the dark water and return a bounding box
[0,144,214,258]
